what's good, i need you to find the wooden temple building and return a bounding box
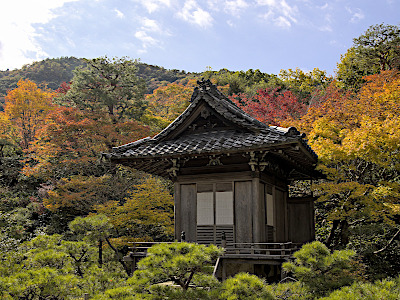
[105,80,321,280]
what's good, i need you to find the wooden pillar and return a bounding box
[180,184,197,242]
[174,182,181,241]
[222,259,227,281]
[284,191,288,241]
[252,176,261,243]
[235,181,253,244]
[310,198,316,240]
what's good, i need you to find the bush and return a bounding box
[269,281,313,300]
[321,276,400,300]
[283,241,362,297]
[129,242,223,298]
[219,273,274,300]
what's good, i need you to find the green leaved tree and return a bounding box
[59,56,147,122]
[283,241,362,297]
[336,23,400,90]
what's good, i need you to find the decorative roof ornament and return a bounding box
[190,78,219,102]
[197,78,214,91]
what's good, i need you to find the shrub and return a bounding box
[321,276,400,300]
[283,241,362,296]
[219,273,274,300]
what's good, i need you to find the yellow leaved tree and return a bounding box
[298,71,400,251]
[95,176,174,241]
[2,79,55,149]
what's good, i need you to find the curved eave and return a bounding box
[106,139,319,179]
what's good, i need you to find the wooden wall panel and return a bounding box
[180,184,197,242]
[174,182,181,240]
[275,188,286,242]
[234,181,253,244]
[252,178,262,243]
[288,198,315,243]
[259,182,266,243]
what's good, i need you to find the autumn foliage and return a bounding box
[95,176,174,240]
[294,70,400,250]
[24,106,150,178]
[1,28,400,285]
[230,88,307,126]
[2,79,55,149]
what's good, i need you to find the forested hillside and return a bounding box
[0,23,400,299]
[0,57,198,107]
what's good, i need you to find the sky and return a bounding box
[0,0,399,76]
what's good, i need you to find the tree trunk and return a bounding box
[339,220,350,247]
[98,239,103,267]
[104,236,132,276]
[325,220,339,249]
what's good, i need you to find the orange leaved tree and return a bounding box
[2,79,55,149]
[297,71,400,251]
[25,106,150,179]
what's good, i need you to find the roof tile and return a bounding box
[106,80,317,161]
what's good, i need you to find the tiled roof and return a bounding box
[111,129,301,159]
[153,80,267,141]
[105,79,317,162]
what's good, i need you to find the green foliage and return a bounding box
[203,68,282,96]
[268,281,312,300]
[60,56,147,121]
[336,47,379,91]
[348,223,400,280]
[279,67,331,101]
[0,57,85,104]
[131,242,223,295]
[283,241,361,297]
[68,214,136,276]
[354,23,400,71]
[321,276,400,300]
[336,23,400,90]
[92,286,137,300]
[96,176,174,242]
[69,214,113,243]
[0,233,128,299]
[219,273,274,300]
[2,268,80,299]
[0,57,195,109]
[136,63,196,93]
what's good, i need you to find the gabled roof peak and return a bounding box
[190,78,225,103]
[107,83,316,160]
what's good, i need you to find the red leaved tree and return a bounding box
[229,88,307,126]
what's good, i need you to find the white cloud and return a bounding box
[142,18,162,32]
[177,0,213,28]
[319,25,332,32]
[320,3,329,10]
[134,18,168,53]
[347,7,364,23]
[275,16,291,28]
[227,20,235,27]
[135,31,158,47]
[136,0,171,13]
[0,0,78,70]
[224,0,248,16]
[206,0,220,11]
[256,0,276,6]
[256,0,298,28]
[114,8,124,19]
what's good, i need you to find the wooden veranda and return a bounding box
[123,237,301,281]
